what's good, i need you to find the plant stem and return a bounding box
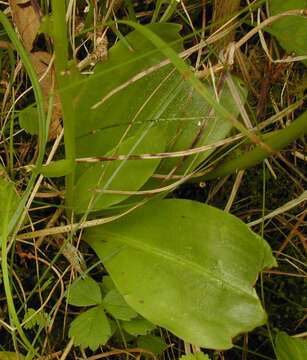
[52,0,76,215]
[197,110,307,181]
[0,11,47,237]
[1,189,37,355]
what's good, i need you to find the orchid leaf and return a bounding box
[275,332,307,360]
[85,199,276,349]
[73,124,167,213]
[268,0,307,65]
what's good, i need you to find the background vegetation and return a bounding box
[0,0,306,359]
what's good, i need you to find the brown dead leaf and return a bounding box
[9,0,41,53]
[9,0,62,140]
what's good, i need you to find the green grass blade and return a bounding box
[0,11,47,237]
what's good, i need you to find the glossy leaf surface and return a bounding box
[74,23,182,153]
[269,0,307,65]
[85,199,276,349]
[73,22,246,189]
[34,159,74,178]
[275,332,307,360]
[73,124,166,213]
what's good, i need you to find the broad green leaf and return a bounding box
[69,306,111,350]
[275,332,307,360]
[0,166,20,235]
[73,124,167,213]
[67,277,102,306]
[122,316,156,336]
[74,23,245,183]
[137,335,167,356]
[19,107,39,135]
[74,23,183,151]
[156,77,247,175]
[180,353,210,360]
[85,199,277,349]
[103,288,138,320]
[34,159,74,177]
[268,0,307,65]
[0,352,24,360]
[72,23,247,211]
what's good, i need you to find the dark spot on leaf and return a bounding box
[139,299,144,304]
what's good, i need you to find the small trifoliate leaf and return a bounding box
[122,317,156,336]
[67,277,102,306]
[19,107,39,135]
[180,353,210,360]
[23,308,46,330]
[275,332,307,360]
[137,335,167,356]
[69,306,111,350]
[103,288,137,320]
[101,275,116,296]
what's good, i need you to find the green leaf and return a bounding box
[39,15,53,37]
[74,23,183,153]
[180,353,210,360]
[69,306,111,350]
[73,124,167,213]
[275,332,307,360]
[122,316,156,336]
[137,335,166,356]
[0,166,20,235]
[156,77,247,175]
[85,199,277,349]
[19,107,39,135]
[73,23,247,212]
[268,0,307,65]
[103,288,138,320]
[23,308,46,330]
[73,23,248,215]
[34,159,74,178]
[101,275,116,295]
[0,352,24,360]
[67,277,102,306]
[74,22,245,181]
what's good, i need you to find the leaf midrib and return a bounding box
[97,230,257,298]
